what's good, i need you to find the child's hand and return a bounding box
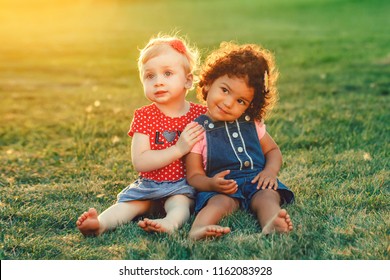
[211,170,238,194]
[175,122,204,156]
[251,169,278,190]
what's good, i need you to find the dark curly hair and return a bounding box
[197,42,279,121]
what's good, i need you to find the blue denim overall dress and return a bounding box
[194,114,294,212]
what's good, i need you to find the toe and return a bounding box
[138,220,146,228]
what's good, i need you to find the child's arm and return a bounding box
[251,132,283,190]
[185,152,238,194]
[131,122,204,172]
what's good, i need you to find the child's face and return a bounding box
[205,75,254,122]
[141,48,192,105]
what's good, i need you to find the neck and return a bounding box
[205,111,214,121]
[155,100,190,118]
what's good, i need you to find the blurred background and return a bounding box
[1,0,389,260]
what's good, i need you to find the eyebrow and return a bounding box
[144,65,177,73]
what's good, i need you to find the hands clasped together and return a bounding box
[210,169,279,194]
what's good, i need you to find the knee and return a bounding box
[208,195,239,212]
[252,189,281,204]
[165,195,193,210]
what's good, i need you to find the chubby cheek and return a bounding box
[206,90,220,103]
[144,89,155,100]
[143,81,153,92]
[206,97,218,111]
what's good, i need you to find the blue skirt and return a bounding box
[117,177,196,203]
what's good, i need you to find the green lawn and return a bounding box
[0,0,389,260]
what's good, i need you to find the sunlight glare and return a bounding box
[0,0,121,47]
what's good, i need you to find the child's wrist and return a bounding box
[171,144,185,159]
[263,166,279,175]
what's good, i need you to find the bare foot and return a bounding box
[76,208,101,237]
[189,225,231,240]
[138,218,177,234]
[262,209,293,234]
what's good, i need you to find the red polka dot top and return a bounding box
[128,102,207,182]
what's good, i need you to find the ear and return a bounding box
[185,73,193,89]
[203,84,210,96]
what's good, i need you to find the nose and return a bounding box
[154,75,164,87]
[223,96,234,108]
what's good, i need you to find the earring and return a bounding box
[264,71,269,92]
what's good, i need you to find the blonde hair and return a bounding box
[137,34,199,82]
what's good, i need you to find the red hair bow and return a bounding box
[169,39,186,54]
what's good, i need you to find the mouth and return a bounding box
[217,105,229,115]
[154,90,168,96]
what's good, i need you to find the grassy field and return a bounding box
[0,0,389,260]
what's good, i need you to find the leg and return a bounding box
[76,200,152,237]
[138,195,193,234]
[250,189,293,234]
[189,194,239,240]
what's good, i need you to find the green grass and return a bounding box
[0,0,389,260]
